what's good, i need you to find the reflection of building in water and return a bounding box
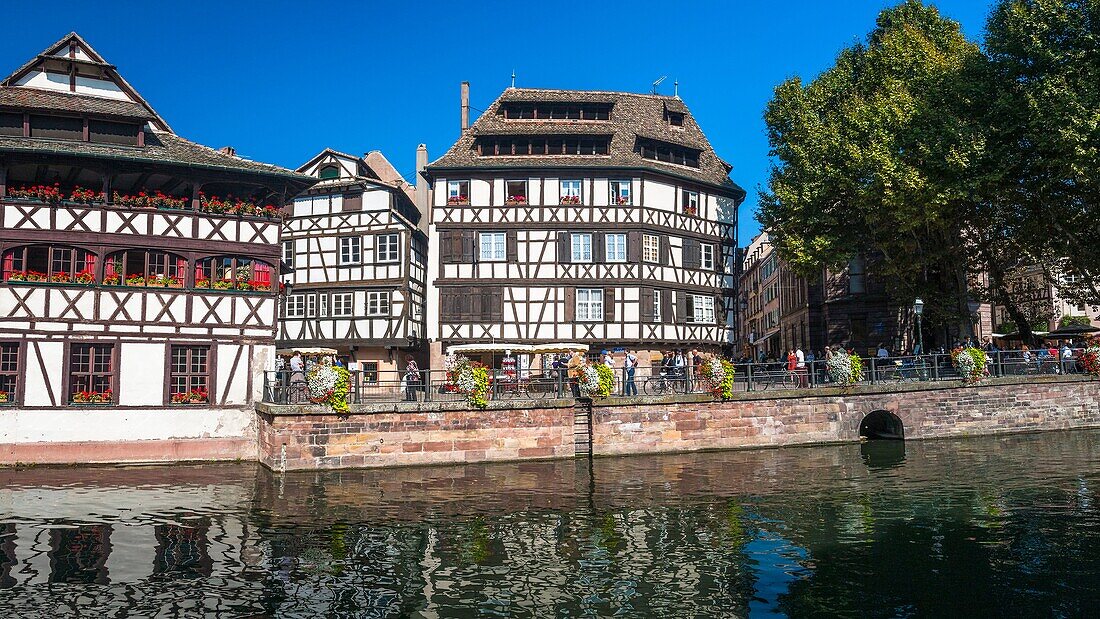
[49,525,111,585]
[153,521,213,579]
[0,523,15,589]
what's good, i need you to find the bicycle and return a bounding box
[643,371,688,396]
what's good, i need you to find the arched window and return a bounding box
[318,165,340,180]
[2,245,97,284]
[105,250,186,287]
[194,256,273,292]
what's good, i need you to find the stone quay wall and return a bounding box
[256,375,1100,471]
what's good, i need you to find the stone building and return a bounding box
[0,33,313,462]
[278,148,428,376]
[423,84,745,370]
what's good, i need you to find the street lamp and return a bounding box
[967,300,982,342]
[913,298,924,355]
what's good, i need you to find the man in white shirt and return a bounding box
[795,346,807,387]
[624,350,639,396]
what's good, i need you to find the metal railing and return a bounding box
[261,348,1092,406]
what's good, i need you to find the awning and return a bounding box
[752,330,779,346]
[276,347,338,355]
[446,342,590,355]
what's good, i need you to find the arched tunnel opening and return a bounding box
[859,410,905,440]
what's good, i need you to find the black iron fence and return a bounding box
[261,348,1093,406]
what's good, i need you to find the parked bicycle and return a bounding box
[643,370,689,396]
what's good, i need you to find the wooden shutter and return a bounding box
[460,231,475,262]
[564,286,576,321]
[640,287,654,322]
[492,288,503,321]
[659,235,671,266]
[627,231,641,262]
[506,231,518,263]
[440,231,455,264]
[558,231,571,264]
[342,192,363,212]
[677,292,688,323]
[603,288,615,322]
[661,288,673,324]
[593,232,605,263]
[683,239,699,269]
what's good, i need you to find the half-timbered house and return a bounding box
[0,33,314,463]
[279,148,428,374]
[424,85,746,370]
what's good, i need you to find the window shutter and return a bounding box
[564,286,576,321]
[677,292,688,323]
[660,236,670,266]
[461,287,474,321]
[603,288,615,322]
[593,232,605,263]
[492,288,503,321]
[640,287,654,322]
[480,289,493,321]
[661,288,673,324]
[683,239,699,270]
[627,231,640,262]
[506,231,518,263]
[558,231,571,264]
[441,231,454,264]
[460,231,475,263]
[342,192,363,212]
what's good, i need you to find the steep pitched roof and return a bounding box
[296,147,421,225]
[1,32,170,131]
[428,87,744,195]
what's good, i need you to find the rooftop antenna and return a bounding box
[511,70,516,89]
[674,79,679,98]
[651,75,666,94]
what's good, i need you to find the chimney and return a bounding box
[219,146,236,157]
[414,144,429,232]
[460,81,470,132]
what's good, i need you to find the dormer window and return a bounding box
[318,165,340,180]
[636,137,701,168]
[477,135,610,157]
[500,102,611,121]
[667,111,685,127]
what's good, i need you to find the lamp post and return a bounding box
[914,298,924,356]
[967,300,982,343]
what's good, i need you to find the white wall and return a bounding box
[0,408,254,443]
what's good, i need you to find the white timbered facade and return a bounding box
[425,87,746,368]
[0,33,314,458]
[279,149,428,373]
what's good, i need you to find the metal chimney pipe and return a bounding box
[460,81,470,131]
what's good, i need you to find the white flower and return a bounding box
[579,365,601,396]
[826,353,853,384]
[307,366,338,399]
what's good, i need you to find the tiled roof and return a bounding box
[0,87,156,120]
[0,130,313,182]
[428,87,743,193]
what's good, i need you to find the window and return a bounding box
[849,257,865,294]
[609,180,632,205]
[332,292,354,317]
[318,293,329,318]
[319,165,340,180]
[69,344,113,403]
[576,289,604,321]
[361,361,379,384]
[700,243,715,270]
[505,180,527,204]
[3,245,97,284]
[367,291,391,316]
[682,190,699,215]
[285,294,305,318]
[447,180,470,205]
[605,233,627,262]
[88,120,139,146]
[479,232,506,261]
[105,249,186,287]
[283,241,294,268]
[653,290,662,322]
[194,257,273,292]
[689,295,715,323]
[560,180,582,204]
[169,346,210,403]
[29,115,82,141]
[478,135,611,156]
[761,255,778,280]
[0,343,20,403]
[636,137,701,168]
[642,234,660,263]
[376,234,399,263]
[306,294,317,317]
[500,102,611,120]
[339,236,361,265]
[571,233,593,263]
[667,111,685,127]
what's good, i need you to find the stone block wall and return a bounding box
[258,402,575,470]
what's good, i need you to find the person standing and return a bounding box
[624,350,639,396]
[795,345,807,388]
[404,355,419,402]
[567,351,585,397]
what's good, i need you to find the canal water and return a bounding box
[2,430,1100,618]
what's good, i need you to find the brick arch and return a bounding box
[839,395,913,440]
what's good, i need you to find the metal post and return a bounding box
[932,353,940,380]
[869,357,877,385]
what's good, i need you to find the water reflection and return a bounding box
[1,431,1100,616]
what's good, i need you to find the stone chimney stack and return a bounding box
[460,81,470,132]
[414,143,429,232]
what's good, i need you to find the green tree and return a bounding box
[759,0,983,331]
[984,0,1100,307]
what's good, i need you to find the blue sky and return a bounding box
[1,0,995,246]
